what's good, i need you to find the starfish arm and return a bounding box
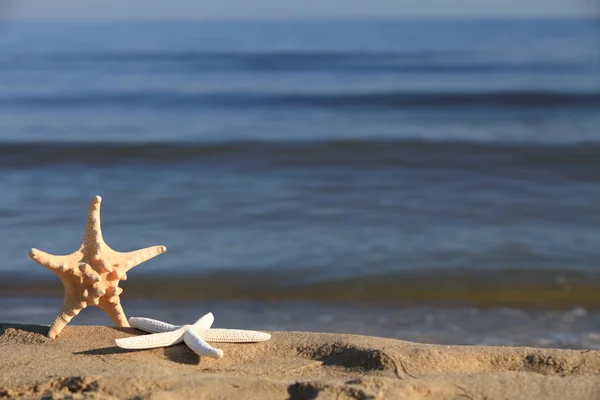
[192,312,214,330]
[29,249,77,273]
[48,296,86,339]
[115,327,186,350]
[129,317,180,333]
[97,301,130,327]
[184,329,223,359]
[197,328,271,343]
[119,245,167,272]
[82,196,104,246]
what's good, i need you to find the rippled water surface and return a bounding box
[0,20,599,341]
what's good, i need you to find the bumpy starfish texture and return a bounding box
[29,196,166,339]
[115,313,271,359]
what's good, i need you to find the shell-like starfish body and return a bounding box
[115,313,271,359]
[29,196,167,339]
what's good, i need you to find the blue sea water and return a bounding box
[0,19,599,346]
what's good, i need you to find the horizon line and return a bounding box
[3,15,599,23]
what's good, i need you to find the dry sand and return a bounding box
[1,323,600,399]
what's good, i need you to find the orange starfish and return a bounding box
[29,195,166,338]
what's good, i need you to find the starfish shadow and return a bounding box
[74,346,135,356]
[108,326,145,333]
[112,326,200,365]
[163,344,200,365]
[72,326,200,365]
[75,344,206,365]
[72,327,148,356]
[109,324,201,365]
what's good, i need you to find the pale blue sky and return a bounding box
[3,0,597,20]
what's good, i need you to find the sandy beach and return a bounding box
[1,323,599,399]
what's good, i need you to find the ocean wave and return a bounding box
[1,50,582,74]
[1,90,598,110]
[3,268,600,310]
[1,140,600,180]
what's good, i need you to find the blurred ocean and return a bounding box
[1,19,600,347]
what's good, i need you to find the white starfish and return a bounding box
[114,312,271,359]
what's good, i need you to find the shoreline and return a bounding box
[1,297,598,351]
[1,323,600,399]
